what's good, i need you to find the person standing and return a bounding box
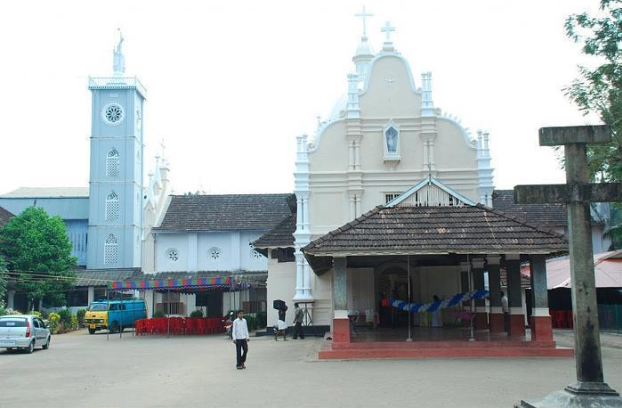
[292,303,305,340]
[501,291,509,333]
[232,311,249,369]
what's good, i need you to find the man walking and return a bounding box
[232,310,249,369]
[501,291,509,333]
[292,303,305,340]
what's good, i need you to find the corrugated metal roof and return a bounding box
[1,187,89,198]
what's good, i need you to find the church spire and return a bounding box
[113,29,125,77]
[353,6,375,82]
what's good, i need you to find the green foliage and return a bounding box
[0,255,7,304]
[565,0,622,183]
[57,309,73,329]
[0,207,77,309]
[566,1,622,249]
[48,312,61,334]
[189,310,204,318]
[153,310,166,318]
[77,309,86,327]
[256,311,267,328]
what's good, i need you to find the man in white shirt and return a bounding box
[501,291,509,333]
[232,311,250,369]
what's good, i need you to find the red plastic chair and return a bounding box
[183,318,195,335]
[194,319,206,335]
[135,319,146,335]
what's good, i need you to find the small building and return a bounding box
[149,193,293,318]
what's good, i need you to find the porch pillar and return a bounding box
[87,286,95,306]
[487,255,504,333]
[7,290,15,309]
[472,258,488,330]
[459,262,470,327]
[506,254,526,336]
[530,254,553,342]
[332,256,350,343]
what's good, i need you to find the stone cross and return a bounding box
[381,21,395,42]
[355,6,373,36]
[515,125,622,404]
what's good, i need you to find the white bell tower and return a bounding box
[87,30,146,269]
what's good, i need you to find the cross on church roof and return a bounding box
[355,6,374,36]
[381,21,395,42]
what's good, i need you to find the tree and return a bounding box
[0,256,7,315]
[566,0,622,248]
[0,207,76,311]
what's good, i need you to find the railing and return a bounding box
[88,77,147,95]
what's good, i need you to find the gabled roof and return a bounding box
[1,187,89,198]
[252,214,295,248]
[303,205,568,257]
[492,189,568,227]
[0,206,14,228]
[153,194,293,232]
[491,189,612,228]
[386,177,475,207]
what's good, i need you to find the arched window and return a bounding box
[105,191,120,221]
[106,148,120,177]
[104,234,118,265]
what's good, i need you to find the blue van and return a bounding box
[84,299,147,334]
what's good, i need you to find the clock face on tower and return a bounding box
[102,103,125,126]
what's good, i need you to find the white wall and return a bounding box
[155,230,268,272]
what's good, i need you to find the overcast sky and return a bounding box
[0,0,601,196]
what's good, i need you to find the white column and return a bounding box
[87,286,95,306]
[354,141,361,170]
[295,253,304,298]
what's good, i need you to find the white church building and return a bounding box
[0,15,611,340]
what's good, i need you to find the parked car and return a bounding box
[0,315,51,354]
[84,299,147,334]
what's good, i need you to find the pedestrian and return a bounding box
[501,291,509,333]
[292,303,305,339]
[232,310,249,369]
[275,307,288,340]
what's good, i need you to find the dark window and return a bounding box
[271,248,295,263]
[0,319,27,327]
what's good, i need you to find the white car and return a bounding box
[0,315,51,354]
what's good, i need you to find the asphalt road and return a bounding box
[0,329,620,408]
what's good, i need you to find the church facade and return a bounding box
[259,24,494,329]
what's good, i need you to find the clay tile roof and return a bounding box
[0,206,14,228]
[492,189,568,227]
[303,205,568,255]
[252,214,295,248]
[154,194,293,232]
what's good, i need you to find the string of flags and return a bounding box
[383,290,489,314]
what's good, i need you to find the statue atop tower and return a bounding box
[113,29,125,76]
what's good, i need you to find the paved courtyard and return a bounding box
[0,329,620,408]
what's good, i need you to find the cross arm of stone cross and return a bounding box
[514,125,622,204]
